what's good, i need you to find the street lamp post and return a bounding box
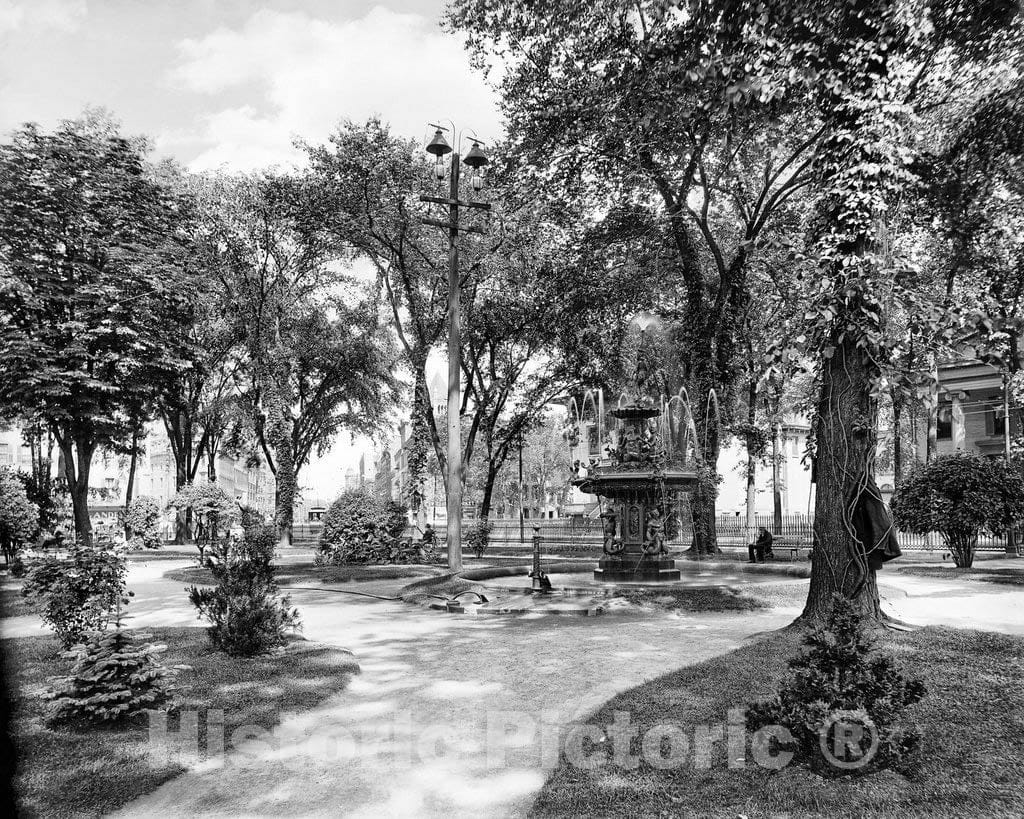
[421,125,490,572]
[1003,373,1017,556]
[519,433,525,544]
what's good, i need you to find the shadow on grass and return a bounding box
[896,565,1024,586]
[164,563,446,587]
[0,579,34,619]
[531,626,1024,818]
[6,626,358,818]
[611,586,766,612]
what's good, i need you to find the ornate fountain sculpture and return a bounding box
[573,328,699,582]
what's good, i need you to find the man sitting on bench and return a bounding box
[748,527,774,563]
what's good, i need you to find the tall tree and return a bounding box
[153,169,246,542]
[0,117,191,543]
[299,120,460,501]
[450,0,826,554]
[301,120,644,548]
[210,173,397,546]
[760,0,1023,620]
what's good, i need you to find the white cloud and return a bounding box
[0,0,86,38]
[155,105,305,173]
[165,5,502,172]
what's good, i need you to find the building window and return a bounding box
[936,403,952,441]
[987,404,1007,437]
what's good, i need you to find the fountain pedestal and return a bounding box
[573,401,698,583]
[570,327,702,583]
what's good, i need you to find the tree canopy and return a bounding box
[0,116,193,541]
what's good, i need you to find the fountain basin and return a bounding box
[574,468,699,498]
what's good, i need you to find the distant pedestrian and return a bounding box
[421,523,436,547]
[748,527,774,563]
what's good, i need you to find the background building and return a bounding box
[919,356,1019,460]
[1,421,276,537]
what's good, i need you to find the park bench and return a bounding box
[767,535,809,561]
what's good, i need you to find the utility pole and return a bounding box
[771,421,783,534]
[1004,373,1017,556]
[421,126,490,571]
[519,434,525,543]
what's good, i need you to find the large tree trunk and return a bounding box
[803,336,881,621]
[163,410,198,544]
[479,464,498,523]
[57,434,95,546]
[744,379,758,547]
[173,457,189,544]
[891,387,903,481]
[689,407,721,555]
[123,425,140,539]
[274,431,296,549]
[207,438,217,482]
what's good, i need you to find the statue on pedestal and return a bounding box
[601,510,624,558]
[643,507,667,556]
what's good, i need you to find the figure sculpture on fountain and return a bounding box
[643,507,668,556]
[601,510,624,560]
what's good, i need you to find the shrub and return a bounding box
[466,519,491,557]
[317,489,415,564]
[891,451,1024,568]
[168,482,238,558]
[44,629,175,725]
[0,466,39,566]
[123,495,162,550]
[21,540,129,648]
[188,522,300,656]
[746,595,926,776]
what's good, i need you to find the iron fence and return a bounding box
[396,515,1018,554]
[292,515,1016,555]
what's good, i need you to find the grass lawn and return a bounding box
[6,627,359,818]
[896,565,1024,586]
[164,562,447,587]
[126,549,207,562]
[531,626,1024,818]
[611,586,766,612]
[1,578,34,618]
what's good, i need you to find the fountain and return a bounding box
[572,319,700,582]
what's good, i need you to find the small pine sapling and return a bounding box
[44,595,176,725]
[746,595,926,775]
[188,522,300,656]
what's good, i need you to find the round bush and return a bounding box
[891,452,1024,568]
[21,539,129,648]
[318,489,414,564]
[0,467,39,565]
[124,495,162,550]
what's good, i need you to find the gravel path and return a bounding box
[103,560,795,818]
[7,555,1024,818]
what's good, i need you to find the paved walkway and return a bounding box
[101,561,795,818]
[879,563,1024,634]
[5,558,1024,818]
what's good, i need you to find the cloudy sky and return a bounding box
[0,0,502,168]
[0,0,502,497]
